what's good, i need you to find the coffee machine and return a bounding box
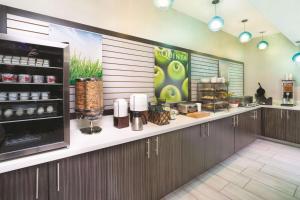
[281,80,295,106]
[130,94,148,131]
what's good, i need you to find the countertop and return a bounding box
[0,105,299,174]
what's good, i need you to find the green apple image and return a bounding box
[167,61,186,81]
[154,47,172,66]
[154,66,165,89]
[160,85,182,102]
[182,78,189,98]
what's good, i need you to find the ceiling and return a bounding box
[172,0,279,38]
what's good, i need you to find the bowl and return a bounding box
[46,76,56,84]
[229,103,239,108]
[31,92,41,100]
[8,92,18,101]
[33,75,44,83]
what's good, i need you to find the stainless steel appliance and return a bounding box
[177,103,198,114]
[0,34,70,161]
[230,96,253,107]
[281,80,295,106]
[130,94,148,131]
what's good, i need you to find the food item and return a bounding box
[46,105,54,113]
[4,109,13,118]
[46,76,56,84]
[19,92,30,100]
[0,92,7,101]
[8,92,18,101]
[167,61,186,81]
[16,108,24,116]
[85,78,103,116]
[27,107,36,115]
[75,78,86,112]
[182,78,189,98]
[202,96,215,100]
[2,73,17,82]
[33,75,44,83]
[160,85,182,103]
[154,47,172,66]
[18,74,32,83]
[154,66,165,89]
[37,107,44,115]
[31,92,40,100]
[41,92,50,100]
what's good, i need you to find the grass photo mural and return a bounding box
[154,46,189,103]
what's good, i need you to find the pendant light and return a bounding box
[292,41,300,63]
[257,31,269,50]
[153,0,174,10]
[208,0,224,32]
[239,19,252,43]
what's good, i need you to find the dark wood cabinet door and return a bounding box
[106,139,149,200]
[0,164,48,200]
[181,125,205,184]
[286,110,300,144]
[255,109,262,136]
[235,112,253,152]
[49,150,106,200]
[217,117,235,161]
[204,122,219,169]
[262,108,286,140]
[156,130,182,199]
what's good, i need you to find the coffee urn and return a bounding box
[130,94,148,131]
[113,99,129,129]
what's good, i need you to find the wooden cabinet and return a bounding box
[255,109,262,136]
[49,150,106,200]
[285,110,300,144]
[106,139,148,200]
[0,164,48,200]
[203,122,219,169]
[234,111,257,152]
[262,108,286,140]
[154,131,182,199]
[181,125,205,184]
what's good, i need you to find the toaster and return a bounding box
[177,103,197,114]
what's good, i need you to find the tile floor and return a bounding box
[162,139,300,200]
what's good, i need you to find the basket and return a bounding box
[148,110,170,126]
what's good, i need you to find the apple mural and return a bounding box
[160,85,182,102]
[154,66,165,89]
[167,60,186,81]
[182,78,189,98]
[154,47,173,66]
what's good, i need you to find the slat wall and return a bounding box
[191,54,219,101]
[5,14,155,112]
[228,62,244,96]
[101,35,155,110]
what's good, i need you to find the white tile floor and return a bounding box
[162,139,300,200]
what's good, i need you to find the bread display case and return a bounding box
[0,34,70,161]
[197,82,229,112]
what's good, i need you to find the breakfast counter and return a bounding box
[0,105,299,174]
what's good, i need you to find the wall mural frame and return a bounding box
[0,4,244,117]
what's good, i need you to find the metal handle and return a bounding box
[237,115,239,127]
[287,110,290,120]
[155,136,159,156]
[36,167,39,199]
[233,116,236,127]
[281,110,283,119]
[207,123,210,137]
[146,139,150,159]
[57,163,60,192]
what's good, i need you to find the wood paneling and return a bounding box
[286,110,300,144]
[0,164,48,200]
[49,150,106,200]
[262,108,286,141]
[106,140,149,200]
[181,125,205,184]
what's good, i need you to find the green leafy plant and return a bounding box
[69,54,103,85]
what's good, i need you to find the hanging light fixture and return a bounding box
[208,0,224,32]
[292,41,300,63]
[153,0,174,10]
[257,31,269,50]
[239,19,252,43]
